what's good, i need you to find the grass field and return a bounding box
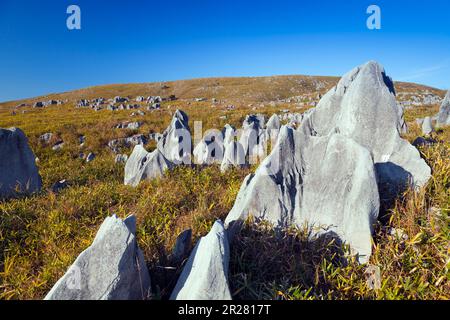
[0,78,448,300]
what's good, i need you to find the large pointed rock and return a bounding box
[157,110,192,165]
[221,125,246,172]
[0,127,42,198]
[124,145,173,186]
[45,215,151,300]
[239,114,267,164]
[225,126,380,263]
[170,221,232,300]
[422,116,434,136]
[193,130,224,165]
[437,90,450,126]
[301,61,431,200]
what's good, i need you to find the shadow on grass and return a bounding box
[227,221,349,300]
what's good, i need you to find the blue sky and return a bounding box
[1,0,449,102]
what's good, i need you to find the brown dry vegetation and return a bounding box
[0,76,448,300]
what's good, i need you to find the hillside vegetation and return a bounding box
[0,76,448,300]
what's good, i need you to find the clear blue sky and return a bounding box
[1,0,449,102]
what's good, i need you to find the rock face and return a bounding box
[157,110,191,165]
[193,130,224,165]
[170,221,232,300]
[265,114,281,143]
[239,114,267,164]
[437,90,450,126]
[124,145,173,186]
[45,215,151,300]
[221,125,246,172]
[422,116,434,136]
[225,126,379,263]
[301,61,431,199]
[0,127,42,198]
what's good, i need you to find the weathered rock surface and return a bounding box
[225,126,380,263]
[422,116,434,136]
[300,61,431,198]
[437,90,450,126]
[124,145,173,186]
[44,215,151,300]
[221,125,246,172]
[193,130,224,165]
[0,127,42,198]
[170,221,232,300]
[157,110,191,165]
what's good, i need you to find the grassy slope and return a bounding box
[0,77,448,300]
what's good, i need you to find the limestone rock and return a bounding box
[170,221,232,300]
[300,61,431,199]
[193,130,224,165]
[221,125,246,172]
[437,90,450,126]
[124,145,173,186]
[0,127,42,198]
[44,215,151,300]
[157,110,191,165]
[422,116,434,136]
[225,126,380,263]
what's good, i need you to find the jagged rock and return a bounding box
[193,130,224,165]
[225,126,380,263]
[170,229,192,264]
[115,154,129,164]
[437,90,450,126]
[44,215,151,300]
[300,61,431,200]
[422,116,434,136]
[265,114,281,143]
[124,145,173,186]
[157,110,191,165]
[221,125,246,172]
[170,221,231,300]
[0,128,42,198]
[86,153,95,163]
[115,122,142,130]
[239,114,267,164]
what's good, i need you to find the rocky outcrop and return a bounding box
[0,127,42,198]
[437,90,450,126]
[300,61,431,199]
[225,126,379,263]
[221,125,246,172]
[170,221,232,300]
[422,117,434,136]
[157,110,191,165]
[193,130,224,165]
[44,215,151,300]
[124,145,173,186]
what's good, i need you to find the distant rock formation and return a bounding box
[45,215,151,300]
[124,145,173,186]
[157,110,192,165]
[221,124,246,172]
[422,116,434,136]
[170,221,232,300]
[0,127,42,198]
[437,90,450,126]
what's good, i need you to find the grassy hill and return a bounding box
[0,75,448,300]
